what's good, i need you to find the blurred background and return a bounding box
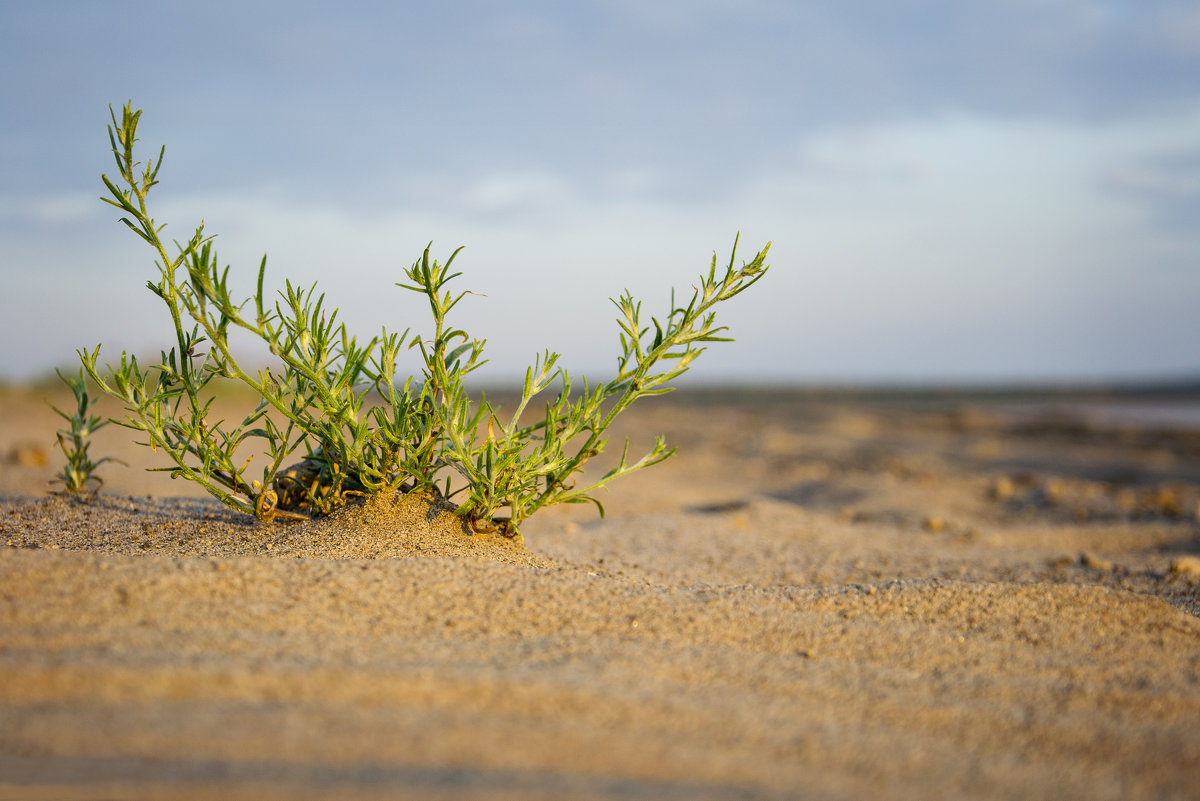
[2,0,1198,387]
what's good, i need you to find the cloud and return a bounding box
[1143,3,1200,59]
[460,171,578,217]
[7,101,1200,382]
[1101,145,1200,231]
[792,127,932,185]
[1103,150,1200,197]
[1088,104,1200,233]
[3,2,1200,381]
[7,194,101,226]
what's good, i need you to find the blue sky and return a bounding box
[2,0,1198,384]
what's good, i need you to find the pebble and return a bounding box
[1169,556,1200,575]
[990,476,1015,501]
[1153,488,1182,517]
[5,444,47,467]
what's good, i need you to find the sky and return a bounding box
[2,0,1198,385]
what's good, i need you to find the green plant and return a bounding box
[49,368,119,493]
[80,101,770,537]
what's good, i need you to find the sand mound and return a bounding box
[1,491,549,568]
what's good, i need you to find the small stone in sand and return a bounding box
[990,476,1015,501]
[1169,555,1200,575]
[1080,552,1113,571]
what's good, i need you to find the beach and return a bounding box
[1,385,1198,800]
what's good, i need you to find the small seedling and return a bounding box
[49,368,119,493]
[79,102,770,537]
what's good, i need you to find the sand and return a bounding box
[1,385,1198,800]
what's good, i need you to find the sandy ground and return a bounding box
[1,384,1199,800]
